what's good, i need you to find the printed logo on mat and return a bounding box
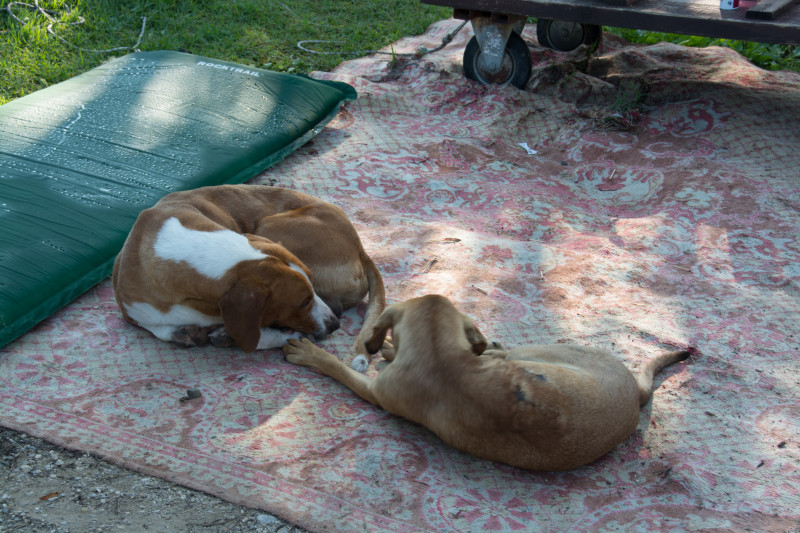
[196,61,261,77]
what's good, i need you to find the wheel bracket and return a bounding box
[469,15,527,74]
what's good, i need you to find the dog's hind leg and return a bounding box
[284,338,379,406]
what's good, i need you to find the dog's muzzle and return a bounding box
[311,296,340,339]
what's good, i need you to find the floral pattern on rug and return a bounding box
[2,19,799,532]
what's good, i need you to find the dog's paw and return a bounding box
[283,329,304,342]
[379,340,396,362]
[172,325,218,347]
[255,327,302,350]
[209,326,236,348]
[481,341,508,360]
[171,327,198,347]
[350,354,369,373]
[283,338,321,366]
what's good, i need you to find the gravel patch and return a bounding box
[0,427,307,533]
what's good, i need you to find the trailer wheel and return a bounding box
[463,32,531,89]
[536,19,601,51]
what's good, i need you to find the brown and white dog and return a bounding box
[113,185,385,370]
[284,294,692,470]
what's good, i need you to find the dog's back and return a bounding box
[432,346,644,470]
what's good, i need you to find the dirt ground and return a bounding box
[0,427,307,533]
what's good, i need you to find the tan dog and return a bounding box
[113,185,384,369]
[284,294,691,470]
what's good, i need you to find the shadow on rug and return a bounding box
[1,19,798,533]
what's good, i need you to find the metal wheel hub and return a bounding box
[547,21,585,50]
[475,51,514,84]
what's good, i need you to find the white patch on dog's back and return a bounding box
[124,302,220,340]
[154,217,267,279]
[288,262,312,284]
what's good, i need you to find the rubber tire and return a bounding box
[536,19,602,51]
[463,32,532,89]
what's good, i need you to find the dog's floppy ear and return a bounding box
[219,283,269,353]
[463,317,488,355]
[364,305,400,354]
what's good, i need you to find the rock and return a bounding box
[257,514,280,525]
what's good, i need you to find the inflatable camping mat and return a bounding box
[0,50,356,349]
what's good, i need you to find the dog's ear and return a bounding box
[364,305,400,354]
[219,283,269,353]
[463,317,488,355]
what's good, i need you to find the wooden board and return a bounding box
[602,0,639,6]
[746,0,800,20]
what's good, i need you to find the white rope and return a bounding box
[1,1,146,53]
[297,20,468,58]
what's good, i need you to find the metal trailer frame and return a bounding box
[421,0,800,87]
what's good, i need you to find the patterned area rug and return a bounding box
[2,19,799,532]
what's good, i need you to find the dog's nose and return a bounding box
[325,315,340,335]
[312,314,339,340]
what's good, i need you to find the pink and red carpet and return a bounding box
[1,19,798,532]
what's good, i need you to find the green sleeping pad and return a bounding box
[0,51,356,349]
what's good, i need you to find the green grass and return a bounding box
[0,0,450,105]
[606,27,800,72]
[1,1,798,105]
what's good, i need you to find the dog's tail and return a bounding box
[636,347,696,406]
[350,252,386,370]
